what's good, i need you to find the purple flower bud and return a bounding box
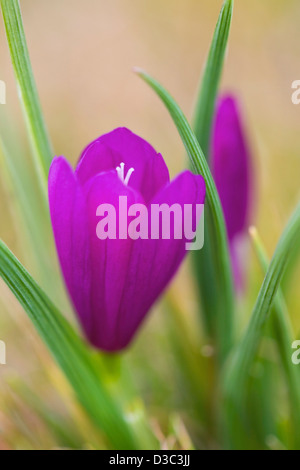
[49,128,205,352]
[211,95,252,289]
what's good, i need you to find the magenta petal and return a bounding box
[211,95,251,241]
[83,171,144,350]
[48,157,92,333]
[76,127,170,203]
[116,171,206,348]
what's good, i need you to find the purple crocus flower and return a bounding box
[211,95,252,289]
[49,128,205,352]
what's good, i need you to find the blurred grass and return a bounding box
[0,0,300,449]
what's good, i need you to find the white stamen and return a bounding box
[116,162,134,186]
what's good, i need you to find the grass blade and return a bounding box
[0,135,67,307]
[193,0,233,159]
[249,226,300,449]
[192,0,234,340]
[0,240,138,450]
[0,0,53,194]
[223,203,300,448]
[135,69,234,361]
[0,137,48,266]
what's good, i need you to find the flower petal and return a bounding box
[76,127,170,203]
[48,157,92,334]
[211,95,251,241]
[117,171,206,348]
[83,171,144,350]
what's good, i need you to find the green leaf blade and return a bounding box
[0,240,138,450]
[136,69,234,361]
[223,202,300,448]
[1,0,53,193]
[250,226,300,449]
[192,0,234,340]
[193,0,234,159]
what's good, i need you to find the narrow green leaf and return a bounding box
[1,0,53,195]
[250,226,300,449]
[223,203,300,448]
[192,0,234,340]
[0,240,137,450]
[193,0,233,159]
[0,135,65,306]
[0,137,48,264]
[135,69,234,361]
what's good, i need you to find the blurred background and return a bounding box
[0,0,300,449]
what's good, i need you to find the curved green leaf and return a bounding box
[193,0,234,159]
[192,0,234,339]
[0,240,137,450]
[136,69,234,361]
[223,202,300,448]
[250,227,300,449]
[0,0,53,195]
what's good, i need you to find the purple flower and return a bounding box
[211,95,252,289]
[49,128,205,352]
